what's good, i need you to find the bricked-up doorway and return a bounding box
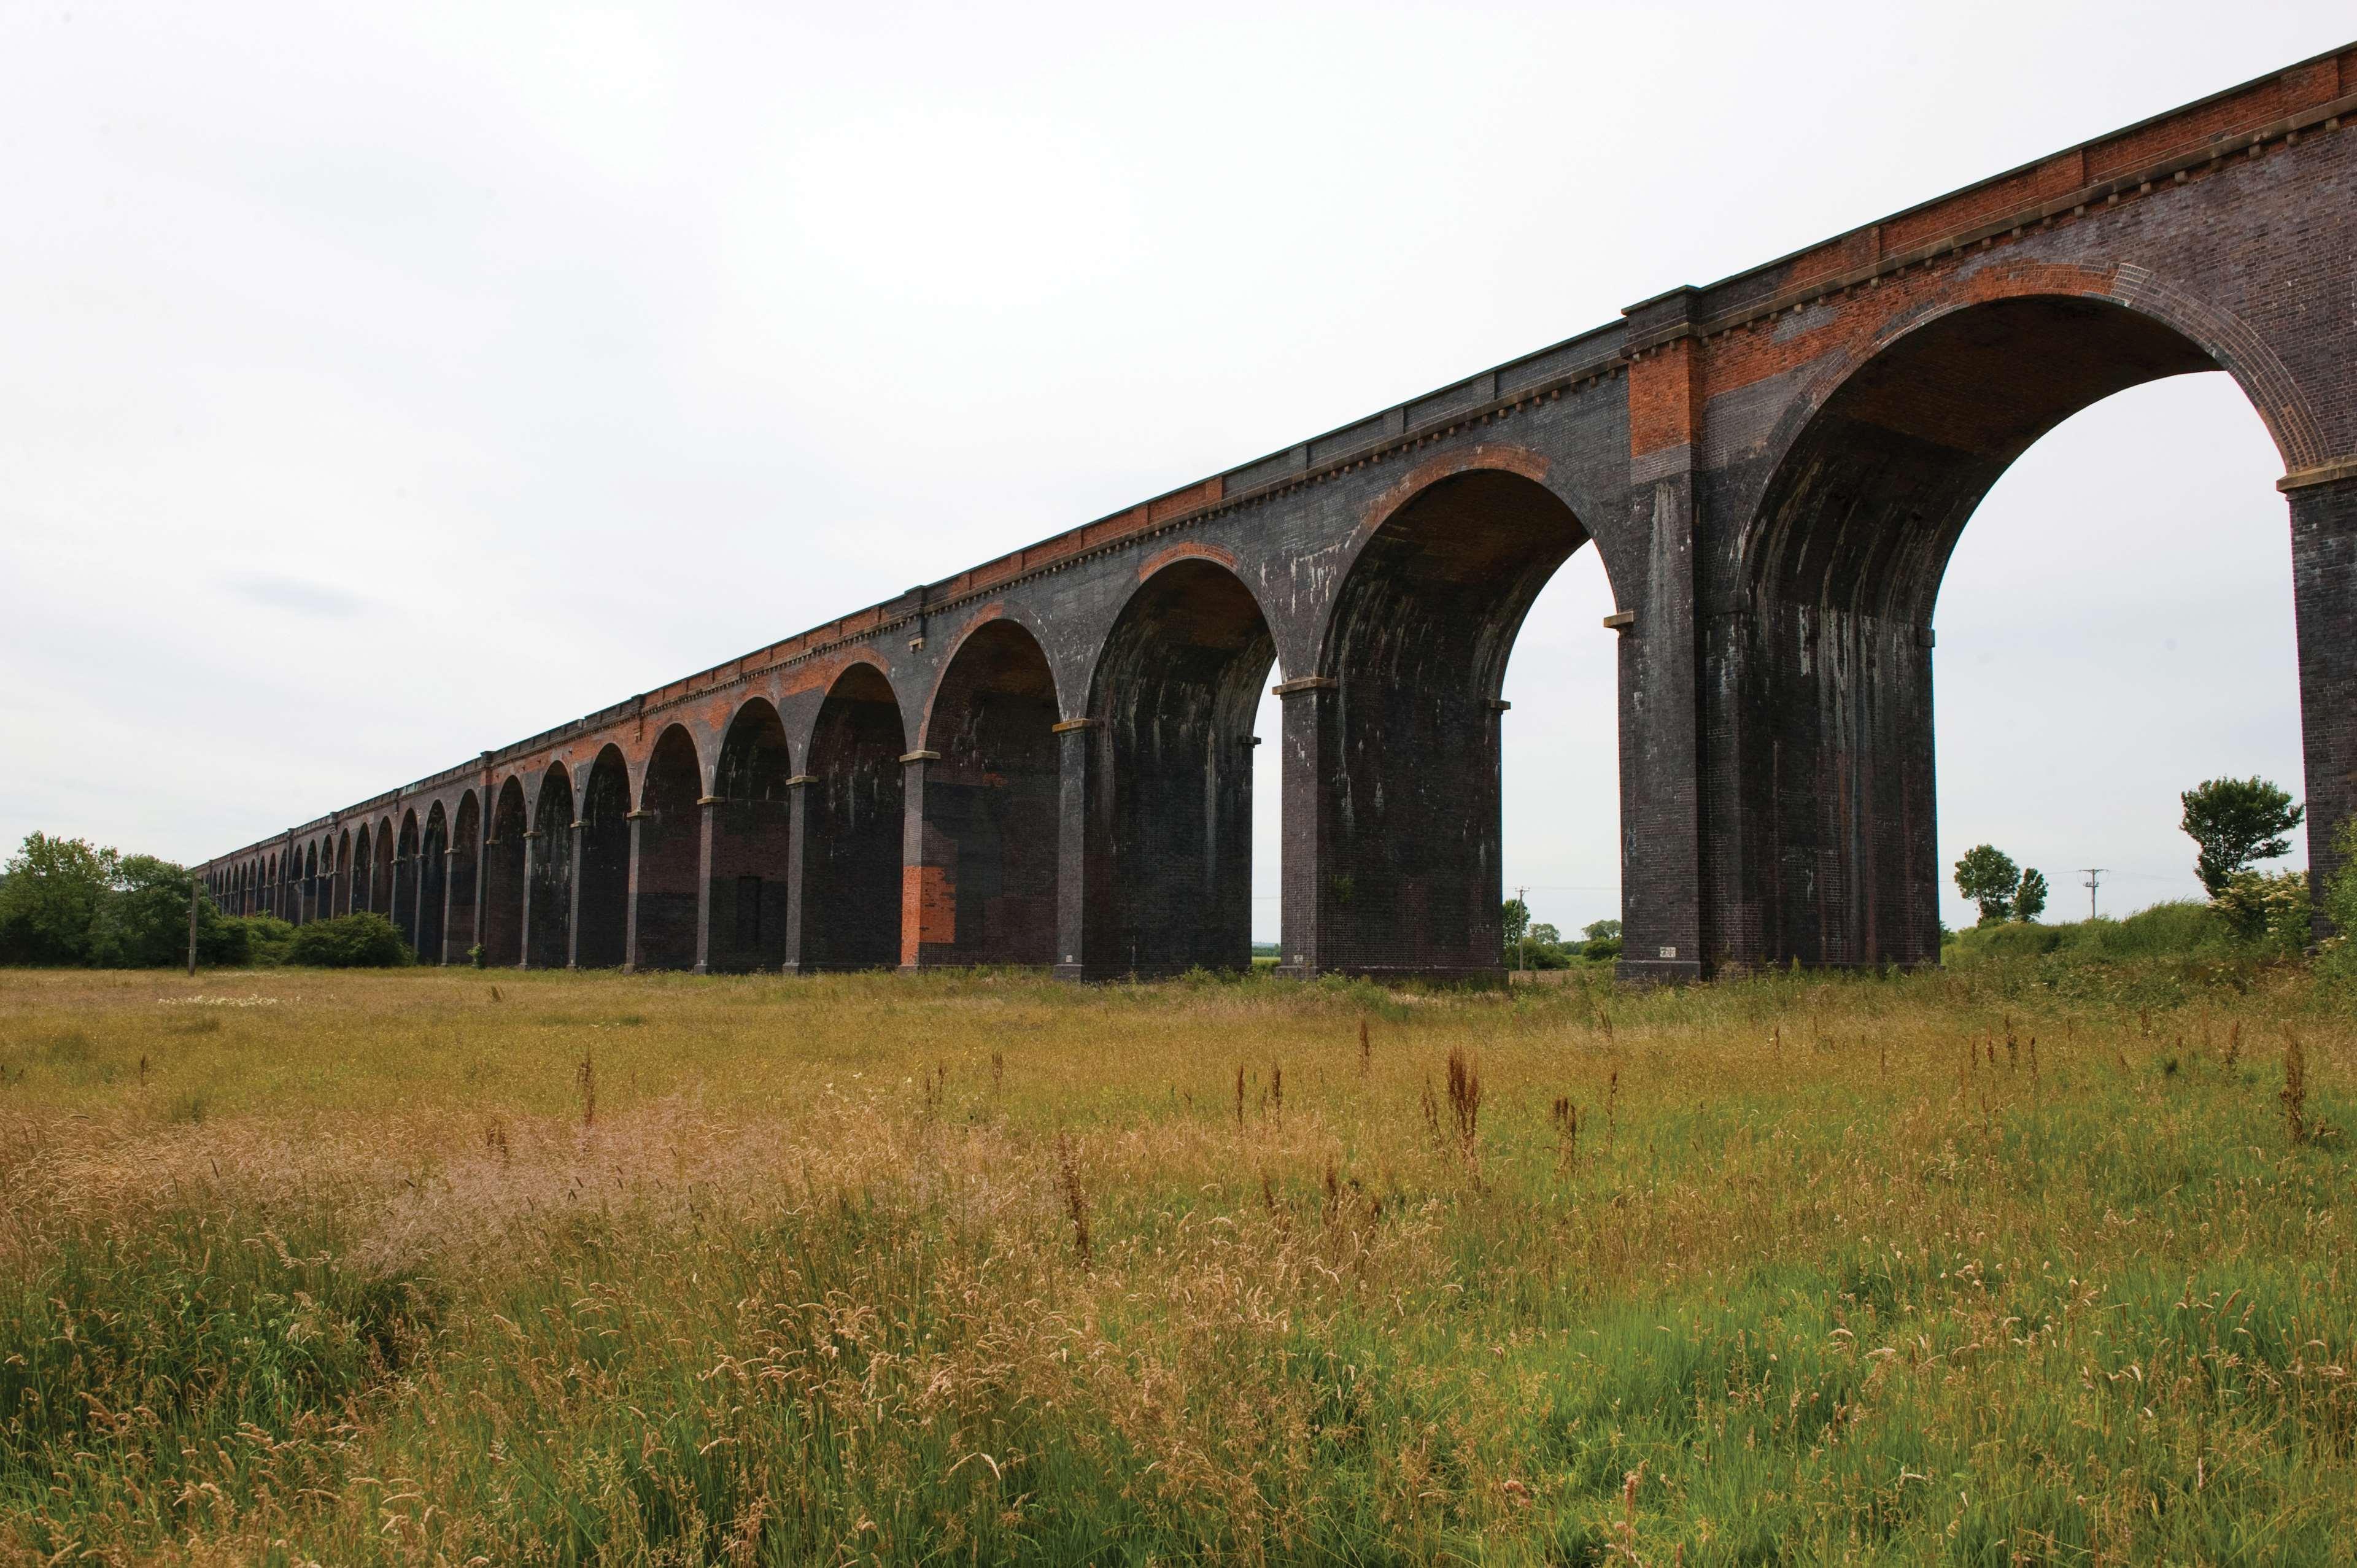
[706,698,792,972]
[910,620,1059,968]
[1073,558,1275,978]
[1303,468,1603,980]
[802,664,906,971]
[574,746,632,968]
[630,726,703,971]
[1719,293,2268,970]
[525,766,573,970]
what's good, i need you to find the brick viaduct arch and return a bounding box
[1708,271,2325,968]
[200,46,2357,980]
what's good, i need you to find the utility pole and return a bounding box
[1515,884,1528,976]
[186,876,200,977]
[2079,868,2108,921]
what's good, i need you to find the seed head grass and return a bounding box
[0,961,2349,1562]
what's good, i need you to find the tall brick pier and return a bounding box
[201,45,2357,982]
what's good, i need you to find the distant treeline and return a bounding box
[0,833,411,969]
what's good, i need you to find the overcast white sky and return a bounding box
[2,2,2343,939]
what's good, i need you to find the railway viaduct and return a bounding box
[201,45,2357,983]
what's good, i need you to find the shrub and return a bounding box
[2321,817,2357,937]
[2314,819,2357,983]
[285,913,412,968]
[225,916,295,966]
[1946,900,2230,967]
[2089,900,2232,958]
[204,917,254,968]
[1957,922,2065,960]
[2211,869,2312,952]
[1584,936,1622,963]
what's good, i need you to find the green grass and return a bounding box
[1945,898,2267,964]
[0,960,2349,1562]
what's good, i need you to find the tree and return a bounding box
[0,833,117,965]
[1953,844,2019,925]
[89,855,238,968]
[2181,776,2302,898]
[2013,868,2049,924]
[286,913,411,968]
[1581,919,1621,944]
[1501,898,1531,965]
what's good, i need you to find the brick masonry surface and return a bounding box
[204,45,2357,983]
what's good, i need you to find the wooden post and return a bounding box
[185,876,199,977]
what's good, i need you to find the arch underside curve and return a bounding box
[803,668,905,971]
[446,790,481,960]
[1309,466,1598,978]
[392,814,420,948]
[1719,291,2257,969]
[484,778,529,968]
[1079,557,1275,976]
[418,804,449,962]
[706,701,794,973]
[913,620,1059,967]
[633,728,703,970]
[527,768,575,969]
[576,749,632,968]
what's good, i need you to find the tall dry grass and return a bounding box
[0,960,2350,1564]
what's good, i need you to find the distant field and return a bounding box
[1,961,2351,1564]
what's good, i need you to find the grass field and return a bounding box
[0,959,2351,1564]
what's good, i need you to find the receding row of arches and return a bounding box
[208,793,482,947]
[201,282,2343,973]
[205,488,1603,977]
